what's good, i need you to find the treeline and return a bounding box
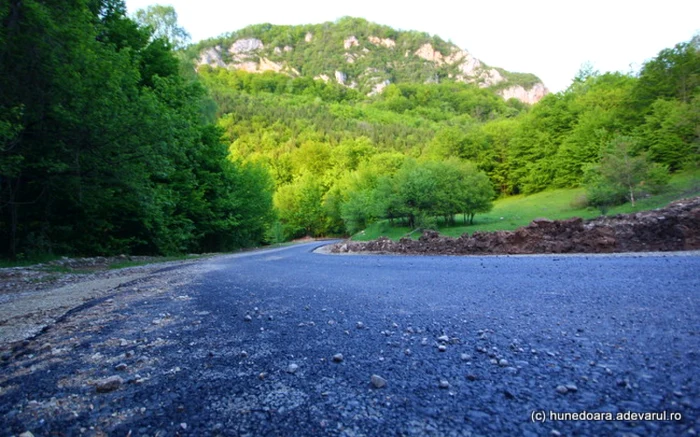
[0,1,274,259]
[199,36,698,240]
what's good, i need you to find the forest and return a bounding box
[0,1,273,259]
[1,2,698,258]
[199,34,698,240]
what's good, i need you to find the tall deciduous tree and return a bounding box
[133,4,191,49]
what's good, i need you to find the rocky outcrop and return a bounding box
[230,38,264,53]
[195,25,548,104]
[368,36,395,48]
[198,47,226,68]
[331,197,700,255]
[335,70,347,85]
[344,36,359,49]
[414,43,506,88]
[498,83,549,104]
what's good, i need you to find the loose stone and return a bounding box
[244,315,253,322]
[498,359,509,367]
[287,363,299,374]
[371,374,387,388]
[439,379,450,389]
[332,353,344,363]
[438,345,447,352]
[95,376,123,393]
[356,322,365,329]
[437,335,450,343]
[555,385,568,394]
[114,363,128,371]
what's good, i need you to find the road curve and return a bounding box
[1,242,698,436]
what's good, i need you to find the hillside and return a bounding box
[187,17,547,104]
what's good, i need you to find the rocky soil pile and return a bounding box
[331,197,700,255]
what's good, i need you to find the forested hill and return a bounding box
[185,17,547,104]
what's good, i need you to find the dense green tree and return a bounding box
[587,135,670,207]
[0,0,273,258]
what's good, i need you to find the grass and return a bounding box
[353,168,700,241]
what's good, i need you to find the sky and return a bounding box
[124,0,699,93]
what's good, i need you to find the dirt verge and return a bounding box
[330,197,700,256]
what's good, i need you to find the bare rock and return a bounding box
[371,374,387,388]
[95,375,123,393]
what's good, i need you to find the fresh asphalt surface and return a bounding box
[1,241,699,436]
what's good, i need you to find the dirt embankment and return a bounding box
[331,197,700,255]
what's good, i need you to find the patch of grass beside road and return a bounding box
[353,168,700,241]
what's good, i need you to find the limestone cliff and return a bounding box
[192,18,547,104]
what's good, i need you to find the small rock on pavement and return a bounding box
[244,315,253,322]
[19,432,34,437]
[555,385,569,394]
[565,383,578,392]
[287,363,299,374]
[332,353,344,363]
[439,379,450,389]
[437,335,450,343]
[356,322,365,329]
[114,363,128,371]
[371,374,387,388]
[95,376,123,393]
[438,345,447,352]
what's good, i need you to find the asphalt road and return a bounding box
[1,242,699,436]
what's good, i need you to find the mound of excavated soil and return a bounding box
[331,197,700,255]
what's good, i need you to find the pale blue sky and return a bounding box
[124,0,699,93]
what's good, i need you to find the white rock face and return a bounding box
[369,79,391,96]
[335,70,347,84]
[368,36,396,48]
[198,47,226,68]
[344,36,359,49]
[415,43,444,64]
[499,83,549,104]
[230,38,264,54]
[259,58,284,73]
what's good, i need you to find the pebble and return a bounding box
[466,374,477,381]
[332,353,344,363]
[95,376,123,393]
[438,345,447,352]
[114,363,128,371]
[244,315,253,322]
[555,385,569,394]
[460,353,471,361]
[437,335,450,343]
[19,432,34,437]
[356,322,365,329]
[371,374,387,388]
[565,384,578,392]
[498,359,509,367]
[240,351,249,358]
[438,379,450,389]
[287,363,299,374]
